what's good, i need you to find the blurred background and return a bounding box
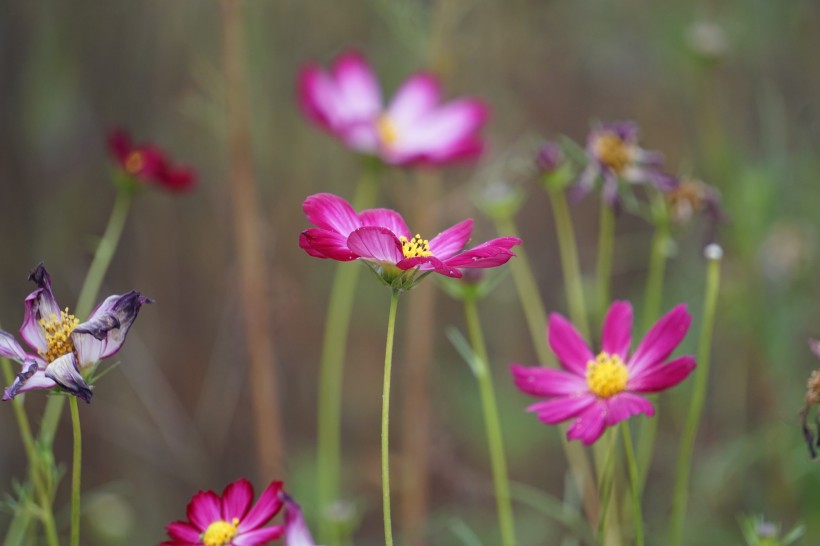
[0,0,819,544]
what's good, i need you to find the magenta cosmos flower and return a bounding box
[109,129,197,192]
[162,479,284,546]
[297,50,488,165]
[511,301,695,445]
[299,193,521,290]
[0,264,151,403]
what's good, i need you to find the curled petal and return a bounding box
[427,219,473,261]
[358,208,412,239]
[221,478,254,522]
[73,292,153,366]
[303,193,362,236]
[299,229,358,261]
[566,402,608,445]
[604,393,654,427]
[44,353,93,403]
[548,313,594,376]
[347,227,404,264]
[528,394,597,425]
[601,301,632,361]
[3,359,54,401]
[240,481,283,532]
[20,263,61,354]
[629,304,691,376]
[510,363,587,397]
[396,256,462,278]
[628,355,697,393]
[280,493,317,546]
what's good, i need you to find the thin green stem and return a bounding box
[621,423,643,546]
[669,246,722,546]
[595,202,615,332]
[596,430,618,546]
[381,289,400,546]
[316,167,378,544]
[463,298,516,546]
[69,397,82,546]
[548,187,590,339]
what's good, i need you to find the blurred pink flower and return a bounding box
[279,493,317,546]
[162,479,284,546]
[299,193,520,290]
[0,263,151,403]
[511,301,695,445]
[108,129,197,192]
[297,51,488,165]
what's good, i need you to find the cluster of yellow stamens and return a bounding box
[377,114,399,146]
[38,308,80,362]
[585,352,629,398]
[201,518,240,546]
[400,234,432,259]
[124,151,145,174]
[592,131,633,174]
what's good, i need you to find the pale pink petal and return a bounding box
[338,120,380,154]
[239,481,283,532]
[428,219,473,260]
[527,394,597,424]
[302,194,362,236]
[332,51,382,120]
[0,330,30,363]
[187,490,221,531]
[628,355,696,393]
[396,256,462,278]
[387,73,441,127]
[629,304,691,376]
[20,264,61,353]
[166,521,201,542]
[548,313,595,376]
[282,495,317,546]
[443,246,515,269]
[566,402,608,445]
[297,65,335,131]
[221,479,254,521]
[390,99,488,161]
[358,208,412,239]
[3,360,54,401]
[347,227,404,264]
[604,393,654,427]
[233,526,285,545]
[299,229,358,261]
[601,301,632,361]
[510,363,588,397]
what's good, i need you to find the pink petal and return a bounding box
[428,219,473,260]
[0,330,30,363]
[628,355,697,393]
[302,194,362,236]
[389,99,488,161]
[347,227,404,264]
[527,394,597,425]
[239,481,283,532]
[233,526,285,545]
[629,304,691,376]
[444,246,516,269]
[221,479,254,521]
[566,402,608,445]
[358,208,412,239]
[187,490,221,531]
[159,541,198,546]
[510,363,587,397]
[331,51,382,120]
[20,264,62,354]
[601,301,632,361]
[548,313,595,376]
[299,229,358,261]
[396,256,462,278]
[283,496,317,546]
[386,72,441,127]
[166,521,201,541]
[604,393,654,427]
[297,65,335,131]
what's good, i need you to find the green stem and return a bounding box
[463,298,516,546]
[668,245,722,546]
[381,289,400,546]
[39,186,134,448]
[316,168,378,544]
[596,430,618,546]
[595,202,615,332]
[548,187,590,340]
[621,423,644,546]
[69,397,82,546]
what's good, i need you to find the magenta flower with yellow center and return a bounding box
[162,479,284,546]
[298,51,488,165]
[299,193,521,290]
[511,301,696,445]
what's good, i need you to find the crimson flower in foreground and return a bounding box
[298,51,488,165]
[0,264,151,403]
[108,129,197,192]
[162,479,284,546]
[299,193,521,290]
[511,301,695,445]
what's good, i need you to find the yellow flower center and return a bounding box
[201,518,239,546]
[38,308,80,363]
[377,114,399,146]
[400,234,432,259]
[125,151,145,174]
[585,352,629,398]
[593,132,633,174]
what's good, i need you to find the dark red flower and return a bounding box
[108,130,196,193]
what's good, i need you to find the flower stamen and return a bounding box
[201,518,240,546]
[593,132,633,174]
[38,308,80,362]
[125,151,144,174]
[377,114,399,146]
[586,352,629,398]
[400,234,432,259]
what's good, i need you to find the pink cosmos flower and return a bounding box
[297,51,488,165]
[108,129,197,192]
[299,193,521,290]
[162,479,284,546]
[0,264,151,403]
[511,301,696,445]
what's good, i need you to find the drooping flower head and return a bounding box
[299,193,521,291]
[108,129,197,192]
[297,51,488,165]
[162,479,284,546]
[572,121,678,206]
[511,301,695,445]
[0,263,152,403]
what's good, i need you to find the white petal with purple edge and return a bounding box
[3,359,54,401]
[44,353,92,403]
[0,330,31,363]
[73,292,152,365]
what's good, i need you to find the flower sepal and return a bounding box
[363,261,431,293]
[541,161,576,192]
